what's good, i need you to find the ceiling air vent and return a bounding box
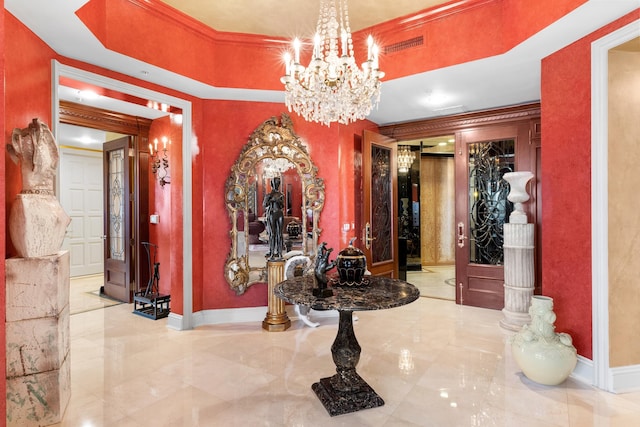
[383,36,424,55]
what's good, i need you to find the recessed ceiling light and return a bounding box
[141,70,150,76]
[77,89,99,100]
[422,90,451,106]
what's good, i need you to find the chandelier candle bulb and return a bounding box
[341,30,347,56]
[284,52,291,76]
[314,33,321,59]
[373,44,379,69]
[294,38,301,64]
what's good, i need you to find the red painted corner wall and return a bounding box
[4,11,56,258]
[197,100,374,310]
[541,9,639,360]
[1,0,6,420]
[4,8,58,421]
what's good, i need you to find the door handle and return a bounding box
[457,222,467,248]
[363,222,376,250]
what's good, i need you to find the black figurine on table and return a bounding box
[313,242,336,298]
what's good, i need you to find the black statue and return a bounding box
[263,176,285,260]
[313,242,336,298]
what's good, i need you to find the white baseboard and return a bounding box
[610,364,640,393]
[166,312,184,330]
[571,355,594,385]
[569,356,640,394]
[174,305,337,329]
[193,306,268,327]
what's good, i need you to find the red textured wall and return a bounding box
[147,116,180,297]
[4,13,56,258]
[75,0,590,91]
[199,99,374,309]
[0,0,6,420]
[502,0,587,49]
[541,9,639,359]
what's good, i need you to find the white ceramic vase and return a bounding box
[511,295,577,385]
[503,171,534,224]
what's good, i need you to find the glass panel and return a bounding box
[468,139,514,265]
[371,145,392,263]
[109,148,125,261]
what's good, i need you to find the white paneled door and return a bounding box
[60,148,104,277]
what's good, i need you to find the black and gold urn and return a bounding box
[336,238,368,286]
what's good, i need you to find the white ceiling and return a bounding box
[5,0,640,137]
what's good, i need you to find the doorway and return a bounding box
[58,124,131,313]
[399,137,456,301]
[382,103,541,310]
[57,98,153,304]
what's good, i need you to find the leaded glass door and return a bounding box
[455,123,531,309]
[103,137,132,302]
[362,130,398,278]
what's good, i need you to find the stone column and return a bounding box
[500,171,535,331]
[500,223,535,331]
[6,251,71,426]
[262,260,291,331]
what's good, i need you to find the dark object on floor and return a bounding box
[134,242,171,320]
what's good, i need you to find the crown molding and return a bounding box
[379,102,541,140]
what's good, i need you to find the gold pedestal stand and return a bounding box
[262,260,291,331]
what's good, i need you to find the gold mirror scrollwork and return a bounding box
[225,114,325,295]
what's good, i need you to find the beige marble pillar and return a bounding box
[262,260,291,331]
[5,251,71,426]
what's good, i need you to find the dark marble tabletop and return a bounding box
[274,275,420,312]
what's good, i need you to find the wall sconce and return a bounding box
[150,136,170,187]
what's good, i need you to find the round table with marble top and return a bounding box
[275,275,420,417]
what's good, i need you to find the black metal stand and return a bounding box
[133,242,171,320]
[312,311,384,416]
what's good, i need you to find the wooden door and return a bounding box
[362,130,398,278]
[103,137,133,302]
[60,148,104,276]
[455,123,533,309]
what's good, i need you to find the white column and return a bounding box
[500,171,535,331]
[500,223,535,331]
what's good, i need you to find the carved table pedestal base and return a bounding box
[312,310,384,416]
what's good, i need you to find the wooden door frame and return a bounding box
[379,103,541,302]
[59,100,152,298]
[362,130,398,278]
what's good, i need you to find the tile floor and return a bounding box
[406,266,455,301]
[69,274,122,315]
[55,283,640,426]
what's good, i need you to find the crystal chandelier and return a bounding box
[397,146,416,174]
[280,0,385,126]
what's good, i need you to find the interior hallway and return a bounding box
[58,292,640,426]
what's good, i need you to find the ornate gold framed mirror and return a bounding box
[225,114,325,295]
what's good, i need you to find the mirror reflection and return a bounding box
[225,114,324,294]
